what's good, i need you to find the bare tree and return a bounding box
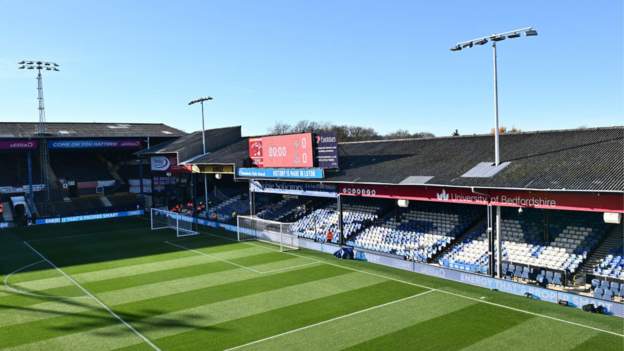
[267,120,433,142]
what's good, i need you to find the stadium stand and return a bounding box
[256,198,310,222]
[202,194,250,222]
[438,209,612,286]
[347,202,481,262]
[290,202,383,243]
[0,153,42,187]
[50,152,114,182]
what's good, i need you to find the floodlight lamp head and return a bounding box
[490,35,505,42]
[188,96,214,105]
[450,45,462,51]
[507,32,521,39]
[461,42,473,49]
[475,38,488,45]
[525,29,538,36]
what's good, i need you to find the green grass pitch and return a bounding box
[0,217,622,351]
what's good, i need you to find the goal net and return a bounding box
[237,215,298,252]
[151,208,199,238]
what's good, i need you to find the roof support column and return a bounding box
[338,194,344,246]
[495,206,503,279]
[248,180,255,217]
[487,204,495,277]
[27,150,33,212]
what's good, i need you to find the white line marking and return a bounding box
[22,241,162,351]
[163,241,320,275]
[224,289,436,351]
[204,231,624,338]
[3,260,88,300]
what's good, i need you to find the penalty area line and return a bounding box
[224,289,437,351]
[22,241,162,351]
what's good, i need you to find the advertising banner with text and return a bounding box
[0,139,38,150]
[48,139,142,149]
[338,183,624,213]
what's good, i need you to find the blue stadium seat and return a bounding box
[552,272,562,285]
[521,267,530,280]
[545,270,554,284]
[602,288,613,301]
[593,287,603,298]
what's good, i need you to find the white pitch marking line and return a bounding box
[164,240,320,275]
[22,241,162,351]
[3,260,88,300]
[204,231,624,338]
[224,289,437,351]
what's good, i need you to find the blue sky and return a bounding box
[1,0,622,137]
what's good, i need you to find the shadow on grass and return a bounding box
[0,216,242,276]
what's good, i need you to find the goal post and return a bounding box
[237,215,299,252]
[151,208,199,238]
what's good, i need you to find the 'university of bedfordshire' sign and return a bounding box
[238,167,324,180]
[339,184,624,213]
[48,139,142,149]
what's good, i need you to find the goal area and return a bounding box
[236,215,299,252]
[151,208,199,238]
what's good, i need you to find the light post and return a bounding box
[18,60,60,208]
[188,97,213,207]
[450,27,537,166]
[451,28,537,278]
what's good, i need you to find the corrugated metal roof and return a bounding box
[196,126,624,192]
[0,122,186,138]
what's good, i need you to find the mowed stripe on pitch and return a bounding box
[17,235,244,279]
[8,272,386,351]
[460,316,614,351]
[341,302,534,351]
[0,250,296,309]
[142,281,428,351]
[235,292,476,351]
[5,244,265,289]
[0,252,319,327]
[0,265,350,348]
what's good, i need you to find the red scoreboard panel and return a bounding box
[248,133,314,168]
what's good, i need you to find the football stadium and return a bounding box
[1,121,623,350]
[2,2,624,350]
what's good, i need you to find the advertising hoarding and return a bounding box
[249,180,337,198]
[338,183,624,213]
[314,132,339,169]
[249,133,313,168]
[0,140,38,150]
[48,139,142,149]
[150,155,178,172]
[237,167,324,179]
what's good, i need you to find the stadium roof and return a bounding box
[0,122,185,139]
[138,126,242,163]
[194,126,624,192]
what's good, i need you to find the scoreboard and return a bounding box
[249,133,314,168]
